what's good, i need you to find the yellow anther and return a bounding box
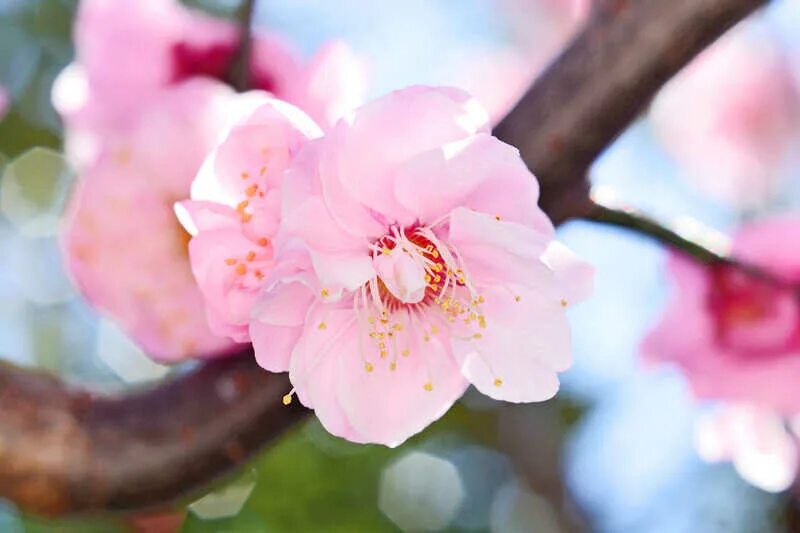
[380,351,388,359]
[245,184,258,197]
[282,394,292,405]
[390,362,397,371]
[423,334,431,342]
[259,166,267,176]
[255,270,265,280]
[318,322,327,330]
[258,237,270,247]
[235,264,247,276]
[393,323,403,331]
[246,251,256,262]
[473,333,483,340]
[365,362,374,373]
[494,378,503,387]
[321,288,329,298]
[241,172,250,179]
[224,258,237,266]
[401,349,411,357]
[241,213,252,223]
[430,326,439,334]
[495,215,501,221]
[423,383,433,392]
[477,296,485,304]
[560,298,569,308]
[514,295,521,302]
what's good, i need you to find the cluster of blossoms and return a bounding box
[54,0,363,361]
[643,218,800,491]
[178,86,594,446]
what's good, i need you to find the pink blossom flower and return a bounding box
[55,0,363,361]
[643,217,800,489]
[650,25,800,208]
[642,217,800,413]
[61,80,240,361]
[52,0,364,152]
[695,404,798,492]
[244,86,593,446]
[176,96,322,343]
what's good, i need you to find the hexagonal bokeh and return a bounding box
[188,469,257,521]
[379,451,465,531]
[0,147,74,237]
[95,319,171,384]
[490,480,561,533]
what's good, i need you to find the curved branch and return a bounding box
[0,0,768,516]
[0,352,307,516]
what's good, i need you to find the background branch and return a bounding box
[0,0,768,516]
[583,201,793,288]
[227,0,255,91]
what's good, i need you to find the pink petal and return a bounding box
[249,280,314,372]
[452,284,571,402]
[541,241,595,305]
[324,86,490,226]
[335,315,469,447]
[448,207,552,288]
[394,133,549,228]
[288,306,366,443]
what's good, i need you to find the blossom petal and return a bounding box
[452,284,571,402]
[448,207,552,287]
[394,134,549,228]
[335,316,469,447]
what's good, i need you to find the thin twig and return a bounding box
[583,201,794,288]
[228,0,255,92]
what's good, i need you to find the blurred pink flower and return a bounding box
[650,25,800,208]
[62,80,239,361]
[248,86,593,446]
[52,0,364,163]
[695,404,798,493]
[177,96,322,343]
[643,217,800,489]
[55,0,363,361]
[642,217,800,413]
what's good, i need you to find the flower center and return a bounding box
[170,41,277,92]
[708,264,800,358]
[324,224,489,381]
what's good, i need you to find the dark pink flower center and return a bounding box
[708,264,800,358]
[170,41,277,93]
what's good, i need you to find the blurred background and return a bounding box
[1,0,800,531]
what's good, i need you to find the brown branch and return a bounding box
[0,352,307,516]
[227,0,256,91]
[0,0,769,516]
[493,0,768,223]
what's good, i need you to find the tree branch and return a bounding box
[583,200,793,288]
[0,0,768,516]
[493,0,768,223]
[227,0,256,92]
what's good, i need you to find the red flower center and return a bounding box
[708,264,800,358]
[170,41,277,93]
